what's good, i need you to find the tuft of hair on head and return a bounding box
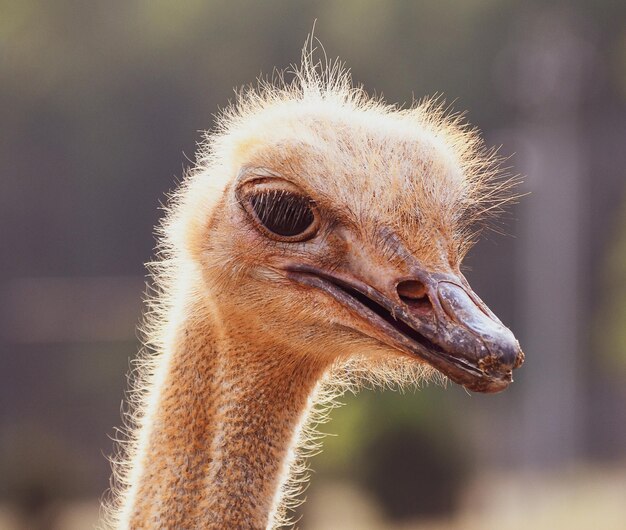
[200,37,521,259]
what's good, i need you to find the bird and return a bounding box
[102,51,524,530]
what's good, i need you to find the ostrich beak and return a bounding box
[286,263,524,394]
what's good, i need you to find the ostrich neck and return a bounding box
[124,299,324,529]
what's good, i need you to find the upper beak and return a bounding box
[286,263,524,394]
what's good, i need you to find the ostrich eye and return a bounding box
[246,189,317,240]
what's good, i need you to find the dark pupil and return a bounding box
[249,190,314,237]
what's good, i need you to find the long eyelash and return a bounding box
[249,190,315,237]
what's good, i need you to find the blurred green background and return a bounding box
[1,1,626,528]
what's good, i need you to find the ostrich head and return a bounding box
[161,63,524,395]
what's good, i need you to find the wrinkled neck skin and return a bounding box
[120,297,326,529]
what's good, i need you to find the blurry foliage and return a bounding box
[363,425,469,519]
[309,386,471,519]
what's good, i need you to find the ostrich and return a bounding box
[103,54,524,529]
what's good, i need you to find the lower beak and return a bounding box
[286,265,524,393]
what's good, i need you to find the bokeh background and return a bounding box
[2,1,626,529]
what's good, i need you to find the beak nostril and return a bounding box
[397,280,428,300]
[397,280,433,313]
